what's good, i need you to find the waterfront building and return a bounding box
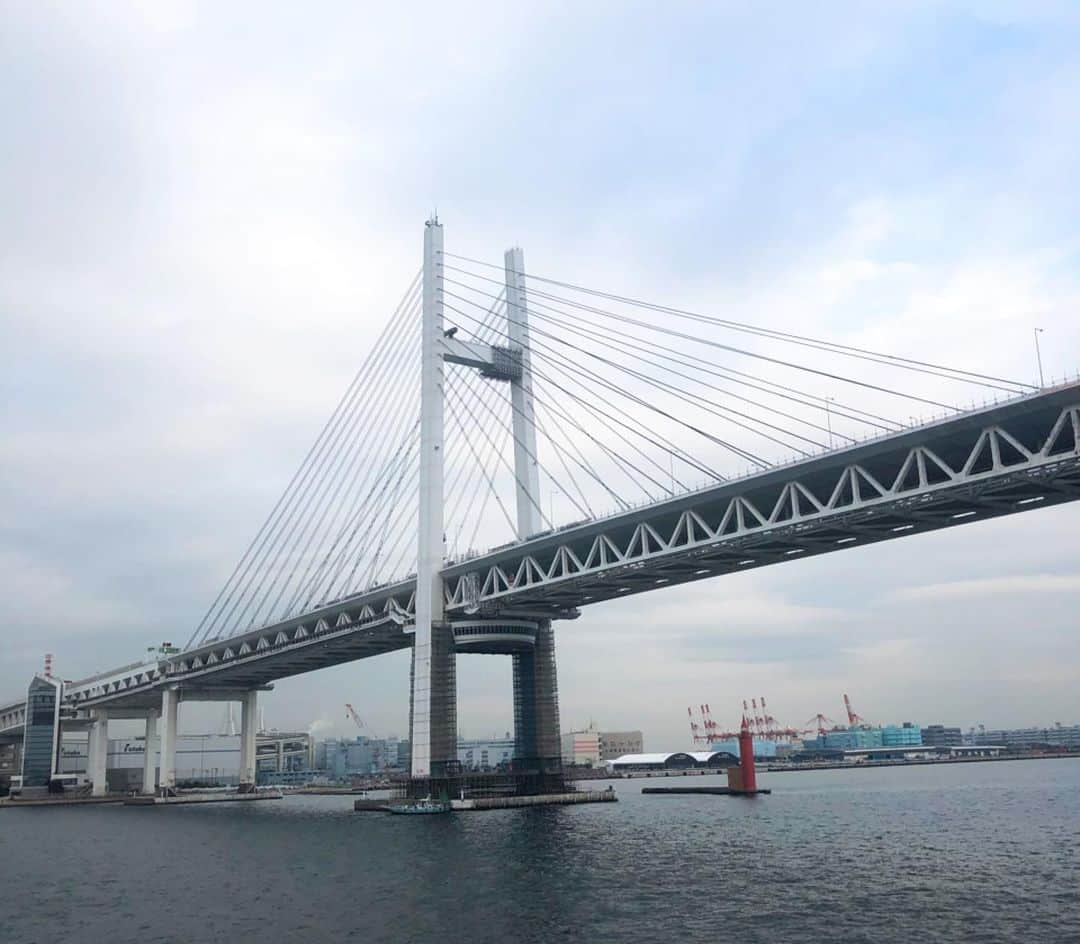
[322,737,377,779]
[882,723,922,746]
[802,724,923,752]
[381,736,403,769]
[561,728,602,767]
[823,728,884,750]
[313,736,409,777]
[972,724,1080,751]
[0,741,22,788]
[922,725,963,747]
[598,730,643,761]
[21,674,63,790]
[59,731,312,790]
[457,735,515,770]
[710,736,778,758]
[611,751,737,773]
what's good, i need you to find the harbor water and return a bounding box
[2,758,1078,943]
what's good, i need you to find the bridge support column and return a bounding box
[410,217,457,783]
[512,650,538,764]
[239,690,258,791]
[408,621,457,781]
[141,710,158,795]
[532,621,563,783]
[88,710,109,797]
[159,687,178,797]
[512,621,562,790]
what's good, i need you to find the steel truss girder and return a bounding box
[42,388,1080,713]
[68,590,414,709]
[441,395,1080,613]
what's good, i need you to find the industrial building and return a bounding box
[922,725,963,747]
[315,736,407,778]
[710,736,778,758]
[972,724,1080,751]
[561,726,644,767]
[457,735,515,770]
[837,744,1004,764]
[561,728,601,767]
[610,751,737,773]
[58,731,312,790]
[598,730,643,761]
[801,723,923,752]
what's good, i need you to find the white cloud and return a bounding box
[2,2,1080,745]
[888,573,1080,602]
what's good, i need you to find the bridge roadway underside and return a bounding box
[80,621,412,712]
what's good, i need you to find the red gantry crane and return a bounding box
[804,713,839,737]
[345,703,383,771]
[843,693,868,727]
[689,697,802,745]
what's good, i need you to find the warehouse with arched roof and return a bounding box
[610,750,738,772]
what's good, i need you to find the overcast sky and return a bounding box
[3,2,1079,747]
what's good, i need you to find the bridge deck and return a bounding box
[25,381,1080,712]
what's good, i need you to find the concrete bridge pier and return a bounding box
[158,687,179,797]
[238,690,258,792]
[141,710,158,794]
[513,621,563,788]
[87,709,109,797]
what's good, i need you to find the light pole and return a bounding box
[1034,327,1045,387]
[824,397,835,449]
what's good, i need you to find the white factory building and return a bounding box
[59,731,312,791]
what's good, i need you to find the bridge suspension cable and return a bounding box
[188,274,423,647]
[189,234,1047,652]
[443,252,1036,394]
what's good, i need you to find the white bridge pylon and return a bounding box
[411,219,547,778]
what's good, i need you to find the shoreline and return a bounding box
[767,752,1080,773]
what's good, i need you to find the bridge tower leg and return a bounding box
[88,709,109,796]
[141,709,158,794]
[159,687,178,797]
[239,690,258,791]
[409,217,457,785]
[505,246,563,788]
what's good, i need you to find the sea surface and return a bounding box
[2,759,1078,944]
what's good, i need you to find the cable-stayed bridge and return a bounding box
[5,218,1079,798]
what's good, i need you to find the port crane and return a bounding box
[345,703,383,770]
[689,698,801,744]
[843,693,869,727]
[803,713,839,737]
[345,703,378,737]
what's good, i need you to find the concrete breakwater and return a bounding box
[354,790,618,813]
[453,790,617,810]
[641,785,771,796]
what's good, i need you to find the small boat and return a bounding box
[387,797,450,815]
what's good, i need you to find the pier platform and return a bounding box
[0,795,125,809]
[354,790,617,813]
[125,790,283,806]
[642,786,771,796]
[452,790,617,811]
